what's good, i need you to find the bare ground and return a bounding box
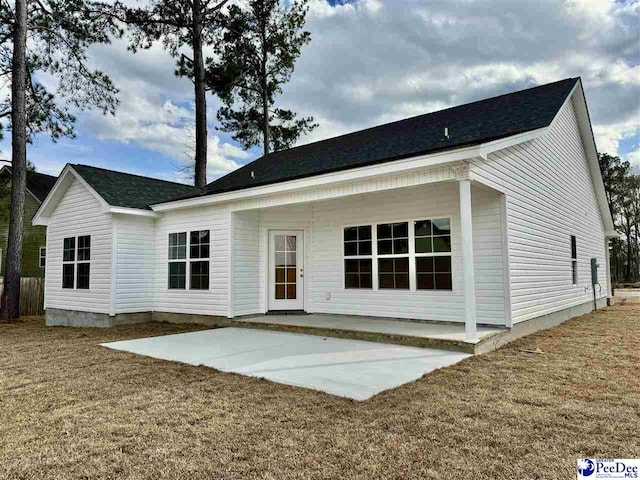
[0,303,639,480]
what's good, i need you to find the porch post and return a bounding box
[459,178,477,342]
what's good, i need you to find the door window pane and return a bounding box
[274,235,298,300]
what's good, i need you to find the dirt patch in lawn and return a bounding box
[0,304,639,480]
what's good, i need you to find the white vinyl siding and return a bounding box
[232,183,505,324]
[114,215,155,314]
[44,178,112,313]
[232,210,261,316]
[471,98,609,324]
[152,205,230,316]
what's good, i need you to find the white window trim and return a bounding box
[342,217,454,293]
[62,235,91,290]
[39,246,46,268]
[167,230,211,291]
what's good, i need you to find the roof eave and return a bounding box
[151,129,551,213]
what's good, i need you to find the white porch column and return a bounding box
[459,178,477,342]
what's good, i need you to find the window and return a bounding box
[377,222,409,289]
[168,230,210,290]
[343,225,372,289]
[62,236,90,289]
[415,218,452,291]
[571,235,578,285]
[343,217,453,292]
[168,232,187,289]
[39,247,46,268]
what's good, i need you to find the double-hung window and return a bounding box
[571,235,578,285]
[377,222,409,289]
[168,232,187,289]
[344,225,372,289]
[415,219,452,290]
[168,231,210,290]
[62,235,90,289]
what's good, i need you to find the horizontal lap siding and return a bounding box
[153,205,230,316]
[471,99,608,323]
[472,187,506,324]
[308,183,504,324]
[45,179,112,313]
[233,211,260,316]
[114,215,155,313]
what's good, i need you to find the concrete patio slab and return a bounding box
[102,327,470,401]
[241,313,504,343]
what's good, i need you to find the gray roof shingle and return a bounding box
[204,77,579,196]
[71,164,201,210]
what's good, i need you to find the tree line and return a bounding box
[0,0,315,320]
[599,153,640,285]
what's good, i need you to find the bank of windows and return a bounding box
[62,235,90,289]
[571,235,578,285]
[168,230,210,290]
[344,219,452,291]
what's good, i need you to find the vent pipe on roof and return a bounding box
[251,171,255,179]
[444,127,449,139]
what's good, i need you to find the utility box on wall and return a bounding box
[591,258,599,286]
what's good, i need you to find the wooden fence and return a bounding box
[0,277,45,316]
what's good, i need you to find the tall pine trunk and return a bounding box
[260,12,269,156]
[192,0,207,187]
[1,0,28,321]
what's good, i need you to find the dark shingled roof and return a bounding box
[203,77,579,196]
[71,164,201,210]
[27,171,58,202]
[0,167,58,203]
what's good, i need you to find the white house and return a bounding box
[32,78,617,349]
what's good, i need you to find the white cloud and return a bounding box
[8,0,636,179]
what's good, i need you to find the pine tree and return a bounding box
[0,0,120,320]
[208,0,317,156]
[114,0,230,187]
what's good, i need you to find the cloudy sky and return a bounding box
[1,0,639,182]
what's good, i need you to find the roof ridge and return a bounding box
[206,77,579,190]
[71,163,198,189]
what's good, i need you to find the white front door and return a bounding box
[269,230,304,311]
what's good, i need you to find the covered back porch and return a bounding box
[228,161,510,345]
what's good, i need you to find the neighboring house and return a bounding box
[33,78,616,342]
[0,167,57,277]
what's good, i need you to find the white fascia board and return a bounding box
[109,207,161,218]
[478,127,549,160]
[151,145,485,212]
